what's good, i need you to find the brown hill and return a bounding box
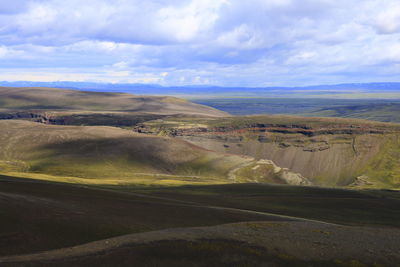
[0,87,228,117]
[0,120,250,184]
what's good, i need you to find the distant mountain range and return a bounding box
[1,81,400,98]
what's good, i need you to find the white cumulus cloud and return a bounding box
[0,0,399,86]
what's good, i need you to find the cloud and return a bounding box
[0,0,399,86]
[360,0,400,35]
[0,0,32,14]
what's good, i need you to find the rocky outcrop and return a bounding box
[133,123,390,137]
[255,159,311,186]
[0,112,44,121]
[0,112,166,127]
[0,111,66,124]
[350,175,373,187]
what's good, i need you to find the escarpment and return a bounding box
[133,117,400,188]
[0,111,170,127]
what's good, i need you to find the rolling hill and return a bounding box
[0,120,253,185]
[2,81,400,98]
[1,86,400,188]
[0,86,228,117]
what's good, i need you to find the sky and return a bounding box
[0,0,399,87]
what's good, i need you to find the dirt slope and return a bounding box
[0,176,291,256]
[134,115,400,188]
[1,176,400,266]
[1,221,399,267]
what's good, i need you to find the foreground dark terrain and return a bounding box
[1,175,400,266]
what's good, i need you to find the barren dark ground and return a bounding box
[1,175,400,266]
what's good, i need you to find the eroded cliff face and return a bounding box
[179,133,383,186]
[0,111,68,124]
[133,118,399,187]
[0,111,166,127]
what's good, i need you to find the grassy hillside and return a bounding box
[306,103,400,123]
[1,87,399,188]
[0,120,251,185]
[0,87,228,117]
[361,134,400,187]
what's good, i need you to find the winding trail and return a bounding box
[78,184,338,225]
